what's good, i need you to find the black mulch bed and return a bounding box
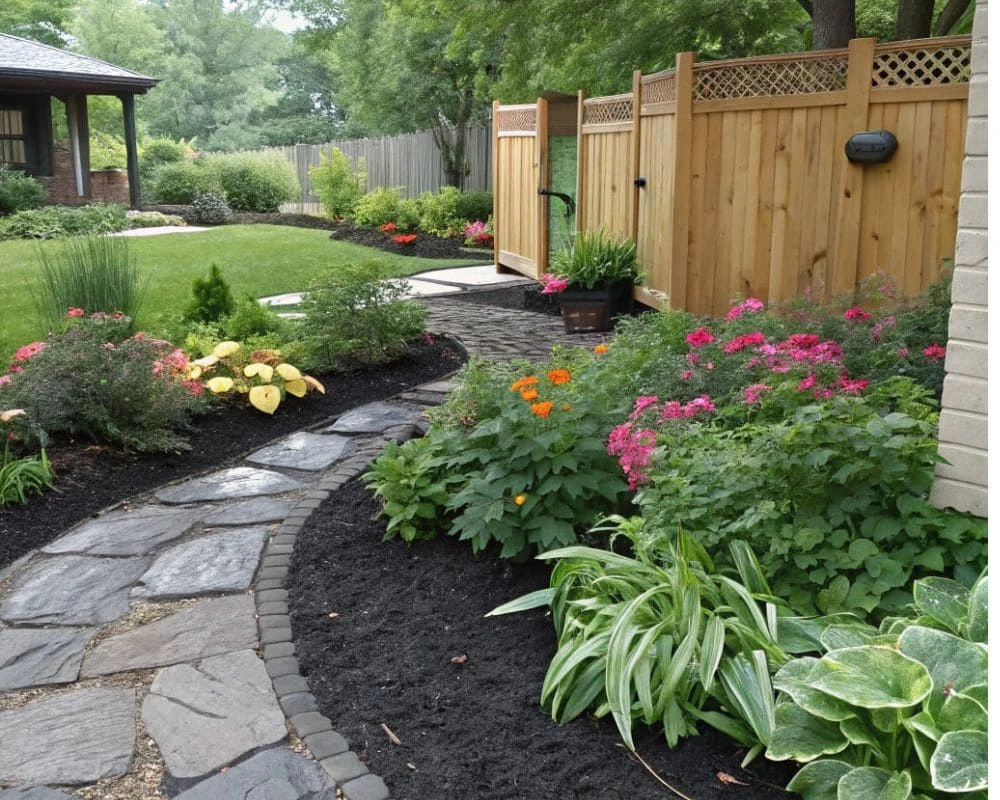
[0,337,465,572]
[289,479,798,800]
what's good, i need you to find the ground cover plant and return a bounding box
[363,277,988,796]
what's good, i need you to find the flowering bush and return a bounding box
[462,218,494,248]
[190,340,324,415]
[0,312,209,452]
[366,352,630,559]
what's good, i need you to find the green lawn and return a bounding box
[0,225,474,363]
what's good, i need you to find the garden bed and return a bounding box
[289,478,797,799]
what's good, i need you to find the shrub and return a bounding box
[204,153,299,213]
[310,148,366,219]
[185,263,234,323]
[0,165,46,215]
[219,295,289,342]
[417,186,464,236]
[351,187,407,228]
[0,202,128,241]
[191,191,233,225]
[33,235,147,332]
[150,161,220,205]
[0,315,207,452]
[138,137,190,182]
[454,190,493,225]
[297,260,426,370]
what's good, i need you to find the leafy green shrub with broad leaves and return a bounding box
[416,185,465,236]
[0,314,208,453]
[185,263,234,323]
[138,137,190,184]
[0,165,46,215]
[33,235,147,333]
[632,380,986,616]
[0,202,128,241]
[150,161,221,205]
[454,190,493,225]
[768,571,988,800]
[351,186,410,228]
[191,191,233,225]
[204,152,299,213]
[310,148,366,219]
[296,260,426,370]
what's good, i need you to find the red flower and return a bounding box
[844,306,872,321]
[392,234,417,245]
[923,343,946,360]
[380,222,397,232]
[685,327,715,348]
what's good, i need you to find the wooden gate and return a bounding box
[492,100,547,278]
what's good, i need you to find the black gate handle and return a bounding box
[538,187,576,217]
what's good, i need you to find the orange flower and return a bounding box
[547,368,571,385]
[513,494,526,506]
[562,404,572,412]
[510,376,538,392]
[520,388,538,401]
[594,344,609,354]
[530,401,553,418]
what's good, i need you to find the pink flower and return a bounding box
[659,401,685,420]
[898,347,910,358]
[680,369,694,381]
[723,331,766,354]
[630,395,660,419]
[923,343,946,360]
[182,380,204,397]
[743,383,771,404]
[686,352,701,366]
[685,327,715,348]
[0,374,11,388]
[607,423,657,489]
[838,376,869,395]
[844,306,871,321]
[12,342,46,363]
[67,307,85,318]
[705,362,715,371]
[685,395,715,415]
[540,273,570,294]
[796,374,817,392]
[725,297,764,322]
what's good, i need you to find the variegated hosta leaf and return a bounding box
[284,378,307,398]
[937,692,987,734]
[212,340,240,358]
[964,574,987,643]
[837,766,912,800]
[766,702,849,762]
[193,354,219,368]
[774,658,856,721]
[786,759,853,800]
[303,374,326,394]
[776,614,875,655]
[808,646,932,709]
[185,364,203,379]
[248,384,281,414]
[897,626,987,716]
[275,362,301,381]
[243,362,274,383]
[930,731,987,793]
[912,577,969,634]
[206,377,234,394]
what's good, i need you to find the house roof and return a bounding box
[0,32,158,94]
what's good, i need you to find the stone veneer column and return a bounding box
[930,0,989,518]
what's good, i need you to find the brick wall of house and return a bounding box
[37,146,129,206]
[930,0,989,517]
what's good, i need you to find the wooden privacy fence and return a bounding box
[259,126,492,214]
[493,36,972,315]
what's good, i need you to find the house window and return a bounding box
[0,109,27,166]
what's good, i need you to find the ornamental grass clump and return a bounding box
[545,227,641,291]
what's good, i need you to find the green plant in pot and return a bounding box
[542,228,641,333]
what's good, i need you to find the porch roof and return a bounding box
[0,32,158,94]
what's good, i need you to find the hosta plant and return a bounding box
[0,409,53,506]
[190,340,325,415]
[768,571,988,800]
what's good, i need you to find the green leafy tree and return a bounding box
[0,0,74,45]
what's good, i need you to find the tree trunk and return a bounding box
[935,0,973,34]
[896,0,935,39]
[812,0,856,49]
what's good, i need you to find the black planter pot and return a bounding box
[558,280,634,333]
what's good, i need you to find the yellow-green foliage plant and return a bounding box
[190,340,325,415]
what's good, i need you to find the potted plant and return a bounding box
[540,228,642,332]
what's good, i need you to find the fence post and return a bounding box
[669,51,696,310]
[536,96,549,278]
[492,100,501,271]
[575,89,587,234]
[630,69,643,243]
[830,37,877,299]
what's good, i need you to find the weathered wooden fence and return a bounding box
[494,36,972,315]
[259,127,492,214]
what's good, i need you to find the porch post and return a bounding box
[64,94,90,198]
[120,93,141,209]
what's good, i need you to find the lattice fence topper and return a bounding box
[871,43,971,87]
[496,106,537,133]
[583,95,634,126]
[694,55,850,100]
[642,72,677,105]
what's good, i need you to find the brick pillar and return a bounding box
[930,0,989,517]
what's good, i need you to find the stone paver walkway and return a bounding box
[0,269,606,800]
